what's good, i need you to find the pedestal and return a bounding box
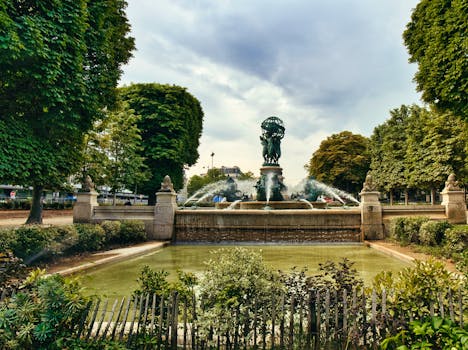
[153,191,178,240]
[359,191,383,240]
[441,190,467,224]
[73,191,98,223]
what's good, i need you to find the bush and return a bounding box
[389,216,429,244]
[372,259,463,322]
[119,220,147,243]
[381,317,468,350]
[48,225,79,256]
[198,248,282,341]
[444,225,468,254]
[100,220,122,244]
[418,220,452,246]
[0,270,94,349]
[74,224,106,252]
[7,226,54,264]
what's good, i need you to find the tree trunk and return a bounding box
[404,189,409,205]
[430,188,436,205]
[389,189,394,205]
[112,191,117,206]
[26,185,43,224]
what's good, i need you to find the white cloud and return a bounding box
[120,0,421,188]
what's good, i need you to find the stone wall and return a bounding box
[174,209,362,243]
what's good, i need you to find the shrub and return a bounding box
[418,220,452,246]
[0,270,94,349]
[48,225,79,256]
[8,226,54,264]
[198,248,282,341]
[389,216,429,244]
[381,317,468,350]
[444,225,468,254]
[0,251,27,293]
[119,220,147,243]
[0,228,17,252]
[372,259,463,322]
[100,220,122,244]
[74,224,106,252]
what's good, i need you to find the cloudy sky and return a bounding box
[120,0,422,186]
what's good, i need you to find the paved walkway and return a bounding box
[46,241,168,276]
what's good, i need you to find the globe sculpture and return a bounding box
[260,116,285,166]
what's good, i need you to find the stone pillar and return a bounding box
[359,173,384,240]
[73,191,98,223]
[152,175,178,240]
[440,173,467,224]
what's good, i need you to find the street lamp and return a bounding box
[210,152,215,169]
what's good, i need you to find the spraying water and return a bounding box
[265,172,274,204]
[299,198,314,209]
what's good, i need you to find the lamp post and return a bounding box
[210,152,214,169]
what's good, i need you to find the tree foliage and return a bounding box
[369,105,467,198]
[403,0,468,120]
[0,0,134,223]
[187,168,227,197]
[306,131,370,194]
[118,83,204,204]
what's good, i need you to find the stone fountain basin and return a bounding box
[215,201,328,210]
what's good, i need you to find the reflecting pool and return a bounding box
[79,244,411,297]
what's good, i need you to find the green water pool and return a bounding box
[79,244,411,297]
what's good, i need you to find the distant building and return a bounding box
[220,166,242,178]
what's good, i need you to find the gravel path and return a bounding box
[0,210,73,227]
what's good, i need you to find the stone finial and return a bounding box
[443,173,461,191]
[361,173,377,192]
[82,175,95,192]
[159,175,174,192]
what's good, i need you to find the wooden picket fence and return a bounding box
[73,288,465,349]
[1,287,466,349]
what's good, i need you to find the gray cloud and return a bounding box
[122,0,421,181]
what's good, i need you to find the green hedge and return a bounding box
[389,216,430,244]
[0,220,147,265]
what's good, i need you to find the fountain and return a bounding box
[174,117,363,243]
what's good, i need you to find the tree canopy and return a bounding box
[0,0,134,223]
[118,83,204,204]
[306,131,370,194]
[403,0,468,120]
[369,105,467,202]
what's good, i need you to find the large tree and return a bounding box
[305,131,370,195]
[403,0,468,120]
[118,84,204,204]
[369,106,412,203]
[0,0,134,223]
[405,107,467,202]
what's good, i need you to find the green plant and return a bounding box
[390,216,430,245]
[133,265,170,297]
[0,270,94,349]
[74,224,106,252]
[381,316,468,350]
[119,220,147,243]
[100,220,122,244]
[198,248,282,342]
[48,225,79,256]
[7,226,54,264]
[418,220,452,246]
[372,259,463,323]
[444,225,468,255]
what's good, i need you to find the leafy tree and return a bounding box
[104,107,149,204]
[118,83,204,204]
[405,107,467,202]
[369,106,412,203]
[187,167,227,197]
[0,0,135,223]
[403,0,468,120]
[306,131,370,194]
